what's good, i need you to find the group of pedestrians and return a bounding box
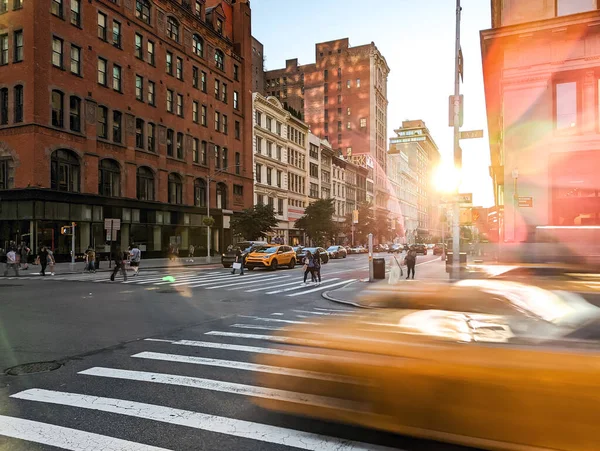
[388,246,418,283]
[302,249,322,286]
[110,244,142,282]
[2,243,55,277]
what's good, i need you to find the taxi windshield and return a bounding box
[254,246,277,254]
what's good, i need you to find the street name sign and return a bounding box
[459,130,484,140]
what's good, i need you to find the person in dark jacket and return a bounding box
[312,249,322,286]
[110,246,127,282]
[231,246,244,275]
[405,247,417,279]
[303,250,316,285]
[38,246,49,276]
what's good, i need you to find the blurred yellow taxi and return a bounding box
[244,244,296,271]
[253,303,600,451]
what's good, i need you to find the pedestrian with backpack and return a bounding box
[404,246,417,280]
[303,250,316,285]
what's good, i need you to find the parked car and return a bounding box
[413,244,427,255]
[297,247,329,265]
[388,244,404,254]
[327,245,347,259]
[221,241,268,268]
[245,245,297,271]
[433,243,446,256]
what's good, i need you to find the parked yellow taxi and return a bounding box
[245,244,296,271]
[253,302,600,450]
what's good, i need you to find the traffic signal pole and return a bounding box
[70,222,76,270]
[451,0,462,280]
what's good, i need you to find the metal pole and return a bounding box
[451,0,462,280]
[206,175,211,262]
[512,169,518,242]
[109,220,113,269]
[71,222,76,269]
[441,212,445,260]
[368,233,373,282]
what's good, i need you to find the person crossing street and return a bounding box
[231,246,244,275]
[129,244,142,276]
[37,246,49,276]
[404,246,417,279]
[110,246,127,282]
[3,248,19,277]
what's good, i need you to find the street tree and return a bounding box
[230,204,279,240]
[353,202,374,245]
[295,198,336,246]
[373,210,393,244]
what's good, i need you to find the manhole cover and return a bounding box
[5,361,62,376]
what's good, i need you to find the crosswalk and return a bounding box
[5,269,358,297]
[0,307,404,451]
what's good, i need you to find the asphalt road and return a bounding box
[0,252,476,451]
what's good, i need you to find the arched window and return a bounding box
[214,49,224,71]
[51,149,80,192]
[51,90,64,128]
[192,34,203,57]
[98,159,120,197]
[194,178,206,207]
[216,182,227,209]
[136,166,154,201]
[135,0,151,24]
[168,173,183,204]
[166,16,179,42]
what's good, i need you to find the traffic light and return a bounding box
[61,226,71,235]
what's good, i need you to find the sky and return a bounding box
[251,0,494,208]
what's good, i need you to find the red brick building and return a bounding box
[0,0,253,259]
[264,38,390,211]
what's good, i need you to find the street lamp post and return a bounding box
[205,164,241,261]
[451,0,462,280]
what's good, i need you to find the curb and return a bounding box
[321,280,372,309]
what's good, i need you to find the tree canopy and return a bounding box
[295,198,336,247]
[230,204,279,240]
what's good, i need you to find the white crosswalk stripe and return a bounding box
[2,305,419,451]
[11,268,357,297]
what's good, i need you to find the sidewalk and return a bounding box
[9,257,222,276]
[322,257,450,308]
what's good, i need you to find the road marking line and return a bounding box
[231,323,281,331]
[185,274,265,288]
[245,279,306,292]
[206,274,287,290]
[11,389,395,451]
[238,315,314,324]
[0,414,169,451]
[266,278,340,294]
[287,279,356,297]
[270,312,284,316]
[78,367,357,410]
[132,351,352,382]
[170,274,237,287]
[122,272,198,284]
[205,331,290,342]
[293,310,353,316]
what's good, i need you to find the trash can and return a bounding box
[445,252,467,273]
[373,257,386,280]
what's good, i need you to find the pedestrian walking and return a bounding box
[129,243,142,276]
[85,247,96,273]
[3,248,19,277]
[37,246,49,276]
[404,246,417,280]
[47,248,56,275]
[18,242,30,270]
[388,254,403,284]
[188,244,195,262]
[312,249,322,286]
[110,246,127,282]
[303,250,316,285]
[231,246,244,275]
